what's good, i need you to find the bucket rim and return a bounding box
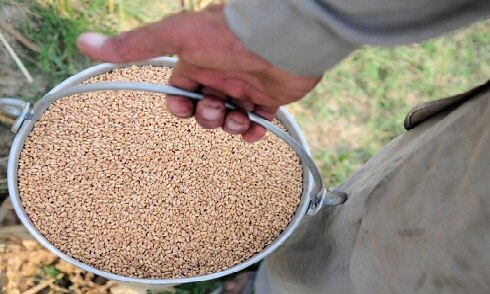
[8,57,314,284]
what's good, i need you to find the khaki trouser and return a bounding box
[256,82,490,294]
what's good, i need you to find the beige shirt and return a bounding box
[254,83,490,293]
[225,2,490,292]
[225,0,490,76]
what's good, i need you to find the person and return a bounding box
[77,0,490,293]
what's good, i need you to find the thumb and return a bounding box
[76,19,181,63]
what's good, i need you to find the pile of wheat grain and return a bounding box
[18,65,303,279]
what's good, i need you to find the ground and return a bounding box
[0,0,489,293]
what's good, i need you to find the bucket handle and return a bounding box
[42,81,347,215]
[0,98,30,133]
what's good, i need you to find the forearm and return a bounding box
[225,0,490,76]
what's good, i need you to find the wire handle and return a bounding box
[42,81,347,214]
[0,98,30,133]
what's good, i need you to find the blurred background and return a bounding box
[0,0,489,293]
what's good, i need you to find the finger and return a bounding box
[231,99,255,112]
[207,78,278,114]
[241,105,278,143]
[194,96,226,129]
[252,105,277,121]
[201,86,228,100]
[201,85,255,112]
[166,96,194,118]
[222,111,250,135]
[76,15,183,63]
[242,123,267,143]
[167,69,200,118]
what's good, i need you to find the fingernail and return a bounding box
[77,32,108,48]
[170,106,192,118]
[202,106,221,121]
[173,110,192,118]
[227,118,243,131]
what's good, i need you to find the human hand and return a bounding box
[77,5,321,142]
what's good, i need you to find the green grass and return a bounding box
[14,0,116,91]
[41,264,62,285]
[41,264,60,278]
[5,0,490,291]
[291,20,490,185]
[12,0,205,96]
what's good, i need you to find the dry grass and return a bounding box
[0,231,117,293]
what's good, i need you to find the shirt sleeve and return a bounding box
[224,0,490,76]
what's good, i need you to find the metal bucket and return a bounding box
[2,57,346,284]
